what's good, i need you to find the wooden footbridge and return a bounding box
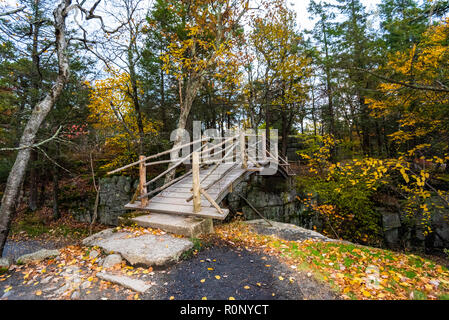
[108,131,293,221]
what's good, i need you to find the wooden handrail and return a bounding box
[200,143,239,184]
[144,142,208,187]
[186,162,238,202]
[200,134,239,157]
[200,138,238,162]
[112,130,291,214]
[107,136,210,175]
[137,163,205,199]
[192,151,201,213]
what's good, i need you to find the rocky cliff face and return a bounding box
[226,175,304,224]
[225,175,449,251]
[70,176,136,226]
[97,176,136,225]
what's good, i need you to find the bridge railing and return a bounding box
[107,130,281,214]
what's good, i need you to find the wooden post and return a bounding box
[261,131,267,161]
[192,151,201,213]
[240,131,247,169]
[139,155,148,207]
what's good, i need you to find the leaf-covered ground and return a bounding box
[2,221,449,300]
[0,228,338,300]
[215,222,449,300]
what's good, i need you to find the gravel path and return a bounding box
[2,240,68,261]
[0,241,339,300]
[150,242,340,300]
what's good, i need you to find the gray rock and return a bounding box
[89,250,100,259]
[382,213,401,231]
[16,249,60,264]
[81,281,91,290]
[71,290,80,300]
[96,176,135,226]
[102,254,122,268]
[84,230,193,267]
[97,272,151,293]
[0,257,11,269]
[82,228,115,246]
[1,290,12,299]
[54,283,70,295]
[41,276,53,284]
[245,219,334,242]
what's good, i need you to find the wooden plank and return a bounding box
[150,197,215,206]
[200,188,224,215]
[139,155,148,207]
[240,132,247,169]
[214,170,253,205]
[124,202,228,220]
[192,151,201,213]
[172,172,245,188]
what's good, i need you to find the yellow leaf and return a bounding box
[244,285,250,290]
[207,268,214,271]
[202,297,207,300]
[200,279,205,283]
[170,296,175,300]
[400,168,410,183]
[362,290,371,298]
[229,297,235,300]
[215,275,221,280]
[278,276,284,281]
[35,290,42,296]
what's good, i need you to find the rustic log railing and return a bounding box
[107,130,283,215]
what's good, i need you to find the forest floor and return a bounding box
[1,216,449,300]
[0,237,339,300]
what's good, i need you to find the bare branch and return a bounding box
[0,126,63,152]
[0,6,26,17]
[355,67,449,93]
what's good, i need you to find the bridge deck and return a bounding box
[125,163,261,220]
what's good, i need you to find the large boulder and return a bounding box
[96,272,151,293]
[16,249,60,264]
[0,257,11,270]
[98,176,136,225]
[102,254,123,269]
[83,230,193,267]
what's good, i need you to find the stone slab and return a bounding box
[83,230,193,267]
[97,272,151,293]
[131,213,213,238]
[0,257,11,269]
[245,219,335,242]
[16,249,60,264]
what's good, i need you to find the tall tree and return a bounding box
[160,0,253,183]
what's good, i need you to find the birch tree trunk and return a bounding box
[164,77,202,184]
[0,0,72,256]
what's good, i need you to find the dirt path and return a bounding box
[3,239,68,261]
[0,240,339,300]
[148,242,339,300]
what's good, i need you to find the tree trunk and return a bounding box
[28,7,42,212]
[164,77,202,184]
[28,151,38,211]
[0,0,71,256]
[52,166,60,220]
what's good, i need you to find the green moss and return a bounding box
[180,237,204,260]
[117,210,148,226]
[413,290,427,300]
